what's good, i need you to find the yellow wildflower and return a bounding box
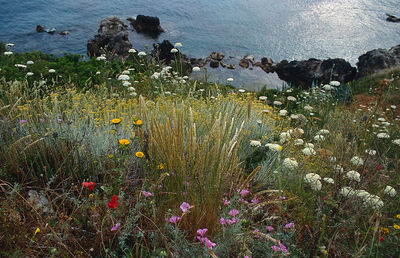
[136,151,144,158]
[111,118,121,124]
[89,194,94,199]
[157,164,165,170]
[396,214,400,219]
[108,154,114,158]
[394,224,400,230]
[34,228,40,235]
[119,139,130,146]
[133,119,143,126]
[380,227,389,234]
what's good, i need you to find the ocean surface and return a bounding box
[0,0,399,89]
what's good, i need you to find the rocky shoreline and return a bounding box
[85,15,400,89]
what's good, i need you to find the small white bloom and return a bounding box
[372,124,379,128]
[323,84,333,90]
[393,139,400,146]
[329,81,340,87]
[15,64,27,68]
[118,74,130,81]
[314,134,325,142]
[350,156,364,166]
[259,96,268,101]
[6,43,14,47]
[283,158,298,170]
[279,109,288,116]
[128,48,136,53]
[273,101,282,106]
[290,114,299,119]
[390,105,396,109]
[302,147,316,156]
[127,86,135,92]
[238,89,246,93]
[26,60,34,65]
[346,170,361,182]
[96,71,101,75]
[227,78,234,82]
[138,51,146,57]
[122,70,130,75]
[174,42,182,48]
[334,164,344,173]
[192,66,200,72]
[26,72,34,76]
[257,119,262,124]
[3,51,13,56]
[304,105,313,111]
[304,143,314,149]
[377,117,386,122]
[323,177,334,184]
[48,69,56,73]
[170,48,178,53]
[329,156,337,163]
[287,96,296,101]
[365,149,376,155]
[164,91,171,95]
[383,186,397,197]
[318,129,330,135]
[294,139,304,146]
[265,143,282,152]
[151,72,161,79]
[262,109,270,114]
[122,81,131,87]
[377,132,390,139]
[130,92,138,97]
[340,186,355,197]
[280,132,291,143]
[304,173,322,191]
[96,56,106,61]
[250,140,262,147]
[363,195,384,209]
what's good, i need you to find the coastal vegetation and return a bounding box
[1,43,400,257]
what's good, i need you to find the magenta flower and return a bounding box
[251,197,259,204]
[279,242,288,254]
[228,209,239,217]
[141,190,153,197]
[20,119,27,124]
[166,216,180,224]
[284,222,295,229]
[180,202,191,213]
[111,222,121,231]
[227,218,237,225]
[57,118,62,123]
[239,198,249,204]
[266,226,275,232]
[240,189,250,197]
[271,245,279,252]
[223,198,230,205]
[39,118,45,123]
[197,236,216,250]
[220,217,226,225]
[197,228,208,237]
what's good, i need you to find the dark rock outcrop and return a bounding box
[152,40,180,63]
[36,25,45,32]
[386,14,400,23]
[275,58,356,89]
[128,15,164,37]
[239,58,250,68]
[209,60,219,68]
[87,16,133,57]
[210,52,225,61]
[356,45,400,78]
[60,30,69,35]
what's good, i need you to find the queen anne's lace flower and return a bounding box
[346,170,361,182]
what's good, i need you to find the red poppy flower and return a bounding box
[341,228,346,232]
[377,164,382,171]
[379,237,384,242]
[82,181,96,191]
[108,194,119,209]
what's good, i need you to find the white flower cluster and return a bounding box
[302,147,316,156]
[280,132,291,144]
[384,186,397,197]
[265,143,282,152]
[350,156,364,166]
[304,173,322,191]
[250,140,262,147]
[283,158,298,170]
[340,187,384,209]
[346,170,361,182]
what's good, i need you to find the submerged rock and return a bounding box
[210,52,225,61]
[87,16,133,57]
[275,58,356,89]
[356,45,400,78]
[128,15,164,37]
[60,30,70,35]
[386,14,400,23]
[36,25,45,32]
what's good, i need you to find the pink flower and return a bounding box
[141,190,153,197]
[197,228,208,237]
[111,222,121,231]
[219,217,226,225]
[251,197,259,204]
[20,119,27,124]
[240,189,250,197]
[227,218,237,225]
[271,245,279,252]
[284,222,295,229]
[228,209,239,217]
[223,198,230,205]
[279,242,288,254]
[166,216,180,224]
[239,198,249,204]
[266,226,275,232]
[197,236,216,250]
[180,202,191,213]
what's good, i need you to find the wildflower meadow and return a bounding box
[0,42,399,257]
